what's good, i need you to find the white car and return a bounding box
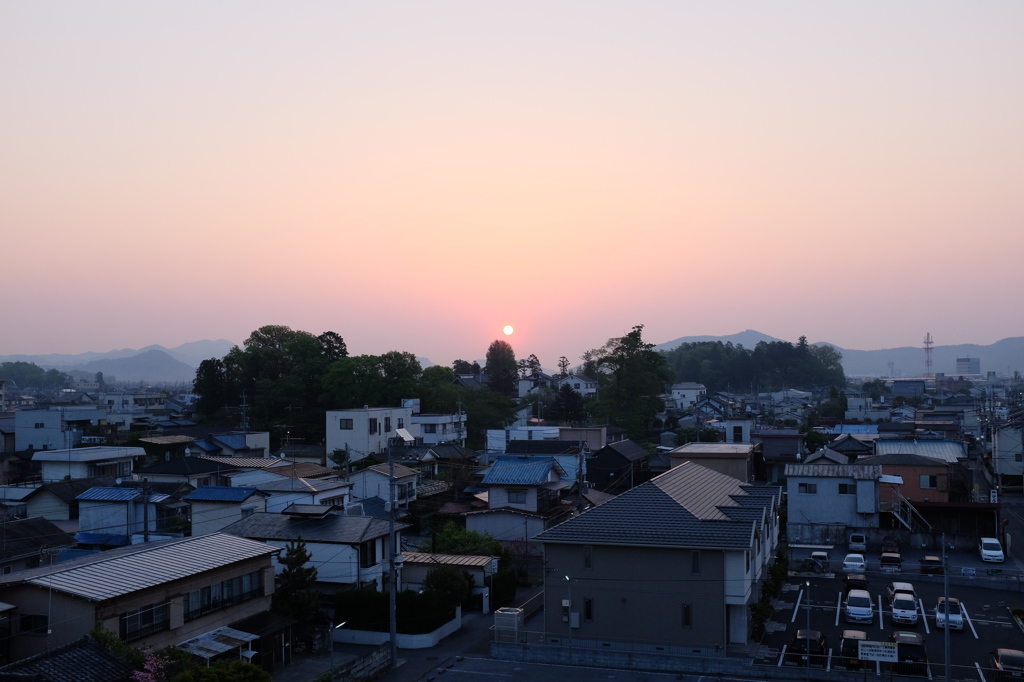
[979,537,1005,563]
[845,589,874,624]
[843,553,867,572]
[936,597,964,630]
[890,591,919,626]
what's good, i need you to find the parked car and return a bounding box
[890,630,928,675]
[880,552,903,573]
[843,553,867,572]
[839,629,868,669]
[810,550,831,568]
[788,629,829,665]
[980,537,1006,563]
[990,648,1024,681]
[891,591,919,626]
[882,536,901,554]
[844,589,874,624]
[886,581,917,601]
[936,597,964,630]
[919,555,944,575]
[849,533,867,553]
[845,573,869,596]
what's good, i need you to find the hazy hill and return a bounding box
[654,330,1024,378]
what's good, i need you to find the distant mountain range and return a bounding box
[2,332,1021,385]
[0,340,237,385]
[655,330,1024,377]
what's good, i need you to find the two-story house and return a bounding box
[346,463,419,508]
[784,463,883,543]
[465,456,575,554]
[326,406,414,457]
[536,461,781,650]
[669,382,706,410]
[32,446,144,483]
[184,487,269,536]
[222,505,408,592]
[0,533,278,664]
[555,375,599,400]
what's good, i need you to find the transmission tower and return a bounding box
[923,332,934,378]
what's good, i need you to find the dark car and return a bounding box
[844,573,869,595]
[788,629,829,665]
[882,536,901,553]
[991,648,1024,681]
[919,555,944,575]
[839,629,868,669]
[891,630,928,675]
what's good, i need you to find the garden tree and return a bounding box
[192,358,236,422]
[430,521,503,556]
[483,340,518,396]
[168,659,272,682]
[525,354,541,376]
[457,387,517,449]
[556,355,571,379]
[675,426,722,445]
[94,371,106,389]
[321,354,387,408]
[452,359,480,375]
[272,538,321,623]
[588,325,671,437]
[418,365,460,413]
[0,361,71,390]
[377,351,423,405]
[817,384,849,419]
[422,565,472,608]
[550,383,587,425]
[802,426,828,452]
[861,378,891,401]
[317,330,348,362]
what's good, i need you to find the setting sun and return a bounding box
[503,325,514,335]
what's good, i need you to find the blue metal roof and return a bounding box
[213,434,250,451]
[76,487,139,502]
[184,486,259,502]
[482,456,557,486]
[190,440,222,453]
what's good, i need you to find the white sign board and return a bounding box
[859,640,898,662]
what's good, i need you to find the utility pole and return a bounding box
[388,443,398,667]
[142,478,150,543]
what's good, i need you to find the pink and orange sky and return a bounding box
[3,1,1022,368]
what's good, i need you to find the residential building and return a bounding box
[784,463,883,543]
[326,406,414,457]
[184,487,268,536]
[15,407,110,451]
[555,375,599,400]
[669,442,762,483]
[401,552,498,611]
[536,461,781,648]
[222,506,408,592]
[465,456,574,555]
[23,476,117,522]
[346,463,419,508]
[752,429,805,482]
[670,382,706,410]
[586,440,651,493]
[32,446,143,483]
[992,425,1023,485]
[0,517,76,575]
[75,487,185,546]
[410,412,467,447]
[0,533,277,663]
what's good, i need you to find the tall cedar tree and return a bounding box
[484,340,518,396]
[272,538,321,623]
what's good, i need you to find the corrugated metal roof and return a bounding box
[481,456,557,486]
[362,463,420,479]
[212,434,250,451]
[874,440,965,463]
[22,534,276,601]
[201,456,275,468]
[785,464,883,480]
[76,487,169,503]
[184,486,260,502]
[401,552,495,568]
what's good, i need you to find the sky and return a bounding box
[3,1,1023,368]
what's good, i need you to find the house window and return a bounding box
[1017,452,1023,462]
[745,551,751,573]
[121,601,169,642]
[424,424,437,434]
[798,483,817,494]
[691,551,700,575]
[584,546,593,569]
[681,604,692,628]
[185,571,262,621]
[368,418,378,435]
[397,418,404,429]
[384,417,391,432]
[241,506,256,517]
[732,426,743,443]
[360,539,377,568]
[584,598,594,621]
[34,422,44,429]
[920,475,938,489]
[339,419,353,430]
[838,483,855,495]
[197,477,210,487]
[1,565,11,575]
[507,490,527,504]
[20,614,48,636]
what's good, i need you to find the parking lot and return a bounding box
[755,545,1024,680]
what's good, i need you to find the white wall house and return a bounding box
[184,486,268,536]
[670,382,706,410]
[410,412,467,446]
[993,426,1024,480]
[15,407,110,451]
[347,463,418,508]
[556,375,599,399]
[326,406,415,457]
[32,446,143,482]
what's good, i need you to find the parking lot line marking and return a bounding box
[962,602,979,639]
[835,593,842,626]
[920,599,930,634]
[878,594,884,631]
[927,662,933,681]
[975,661,987,682]
[876,661,880,676]
[791,590,804,624]
[777,645,787,667]
[827,649,833,671]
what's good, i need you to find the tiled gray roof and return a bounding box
[0,635,136,681]
[184,486,259,502]
[536,462,780,549]
[221,511,409,544]
[785,464,882,480]
[605,440,649,462]
[0,534,276,601]
[0,517,76,562]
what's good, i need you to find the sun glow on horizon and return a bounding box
[503,325,514,335]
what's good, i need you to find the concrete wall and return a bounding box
[333,608,462,649]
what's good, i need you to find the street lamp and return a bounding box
[805,580,811,671]
[327,621,346,680]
